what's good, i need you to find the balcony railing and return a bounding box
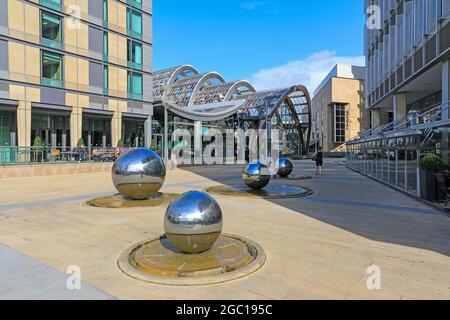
[347,102,450,144]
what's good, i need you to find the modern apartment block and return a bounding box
[0,0,152,153]
[364,0,449,125]
[312,64,369,152]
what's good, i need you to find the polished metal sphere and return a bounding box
[164,191,223,254]
[277,157,293,177]
[112,148,166,200]
[242,162,271,190]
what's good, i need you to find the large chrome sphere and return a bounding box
[242,162,271,190]
[164,191,223,254]
[277,157,293,177]
[112,148,166,200]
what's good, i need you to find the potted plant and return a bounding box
[77,137,85,148]
[419,154,443,202]
[32,136,44,163]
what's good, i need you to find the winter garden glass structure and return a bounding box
[151,65,312,161]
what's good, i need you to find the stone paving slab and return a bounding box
[0,159,449,299]
[0,244,114,300]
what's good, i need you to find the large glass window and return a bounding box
[122,119,145,147]
[31,110,70,149]
[127,40,142,68]
[82,116,112,148]
[41,51,63,88]
[127,9,142,39]
[128,72,143,100]
[0,110,17,163]
[0,110,16,147]
[41,11,62,50]
[334,104,346,143]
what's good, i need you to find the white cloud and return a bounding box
[248,50,365,95]
[240,1,267,10]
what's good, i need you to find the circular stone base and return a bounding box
[205,184,313,199]
[274,174,313,181]
[118,234,265,286]
[87,193,179,208]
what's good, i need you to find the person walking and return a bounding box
[313,147,324,176]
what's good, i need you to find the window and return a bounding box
[103,0,108,23]
[40,0,61,11]
[127,8,142,39]
[128,71,143,100]
[103,31,108,61]
[414,0,424,45]
[41,51,63,88]
[444,0,450,18]
[127,40,142,69]
[425,0,437,34]
[334,104,346,144]
[103,66,109,95]
[128,0,142,10]
[41,11,62,50]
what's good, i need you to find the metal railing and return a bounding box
[0,146,136,166]
[346,102,450,145]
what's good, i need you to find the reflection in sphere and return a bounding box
[242,162,271,190]
[277,158,293,177]
[164,191,223,254]
[112,148,166,200]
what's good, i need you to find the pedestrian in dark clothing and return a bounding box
[313,147,324,176]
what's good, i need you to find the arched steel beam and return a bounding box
[187,72,226,107]
[223,80,256,101]
[161,65,199,101]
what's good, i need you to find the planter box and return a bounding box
[420,169,438,202]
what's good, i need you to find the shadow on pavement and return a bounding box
[179,159,450,258]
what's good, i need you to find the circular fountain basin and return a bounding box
[87,193,179,208]
[205,184,313,199]
[118,234,265,285]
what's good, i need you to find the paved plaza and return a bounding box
[0,159,450,299]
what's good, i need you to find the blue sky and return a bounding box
[153,0,365,93]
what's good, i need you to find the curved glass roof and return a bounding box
[152,65,312,153]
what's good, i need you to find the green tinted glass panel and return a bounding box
[42,51,62,87]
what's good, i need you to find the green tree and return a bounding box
[117,139,124,147]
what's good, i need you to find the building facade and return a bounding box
[312,64,369,152]
[0,0,152,157]
[347,0,450,198]
[365,0,449,125]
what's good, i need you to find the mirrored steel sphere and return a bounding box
[112,148,166,200]
[242,162,271,190]
[164,191,223,254]
[277,157,293,177]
